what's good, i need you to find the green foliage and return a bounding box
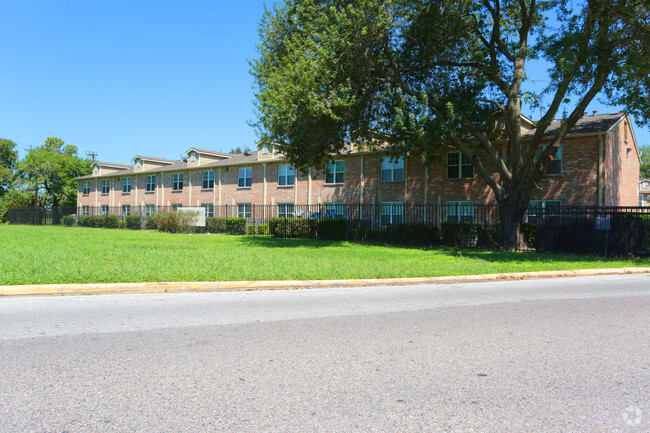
[317,219,347,240]
[148,211,198,233]
[77,215,93,227]
[103,215,118,229]
[385,223,440,245]
[0,138,18,198]
[440,222,474,246]
[125,215,142,230]
[225,218,247,235]
[206,217,227,233]
[255,224,269,235]
[521,223,537,249]
[144,216,157,230]
[641,145,650,179]
[269,217,316,238]
[118,220,127,229]
[16,137,92,208]
[62,215,75,227]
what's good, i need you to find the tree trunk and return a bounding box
[498,196,528,251]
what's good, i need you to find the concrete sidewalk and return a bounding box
[1,267,649,296]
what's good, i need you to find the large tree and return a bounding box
[251,0,650,248]
[641,145,650,179]
[16,137,92,209]
[0,138,18,198]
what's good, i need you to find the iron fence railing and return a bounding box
[6,204,650,256]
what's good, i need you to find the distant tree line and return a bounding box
[0,137,92,221]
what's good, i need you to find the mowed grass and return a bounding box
[1,225,649,285]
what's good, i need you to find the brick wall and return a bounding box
[77,128,639,211]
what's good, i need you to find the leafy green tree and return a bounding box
[0,138,18,198]
[229,146,243,154]
[251,0,650,248]
[17,138,92,209]
[640,145,650,179]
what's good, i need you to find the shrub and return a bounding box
[269,217,316,238]
[474,224,501,249]
[384,223,440,245]
[62,215,75,227]
[317,219,347,240]
[77,215,93,227]
[256,224,269,235]
[144,216,157,230]
[118,220,127,229]
[441,222,474,246]
[149,210,198,233]
[521,223,537,249]
[206,217,227,233]
[103,214,119,229]
[225,217,246,235]
[126,214,142,230]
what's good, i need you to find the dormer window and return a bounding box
[189,152,197,162]
[134,159,142,168]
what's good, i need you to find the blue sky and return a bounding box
[1,1,647,164]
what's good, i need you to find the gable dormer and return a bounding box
[132,155,177,172]
[258,143,282,161]
[91,161,130,176]
[185,148,232,167]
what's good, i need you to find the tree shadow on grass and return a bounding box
[235,235,349,249]
[441,248,650,265]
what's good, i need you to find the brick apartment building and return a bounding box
[76,112,640,220]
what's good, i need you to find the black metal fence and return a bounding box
[6,204,650,256]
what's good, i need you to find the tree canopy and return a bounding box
[641,145,650,179]
[16,138,92,208]
[0,138,18,198]
[251,0,649,245]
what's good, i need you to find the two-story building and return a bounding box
[76,112,640,221]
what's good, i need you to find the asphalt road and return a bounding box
[0,275,648,432]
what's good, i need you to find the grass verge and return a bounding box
[1,225,648,285]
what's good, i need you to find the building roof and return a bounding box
[91,161,131,169]
[522,112,626,138]
[186,147,233,157]
[131,155,180,163]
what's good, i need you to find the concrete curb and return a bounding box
[1,267,649,297]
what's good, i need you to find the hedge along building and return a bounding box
[76,112,640,221]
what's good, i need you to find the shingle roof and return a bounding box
[132,155,180,163]
[91,161,131,169]
[522,112,626,138]
[188,148,233,157]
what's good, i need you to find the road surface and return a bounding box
[0,274,648,432]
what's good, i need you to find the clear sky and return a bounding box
[1,1,647,165]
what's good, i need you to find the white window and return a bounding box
[535,145,563,175]
[172,173,183,191]
[135,159,142,168]
[326,161,345,184]
[325,202,345,218]
[446,201,475,223]
[527,200,562,224]
[642,181,649,189]
[102,179,110,194]
[145,204,155,217]
[122,204,130,216]
[238,203,251,218]
[146,175,156,192]
[380,202,404,226]
[278,165,295,186]
[172,204,182,211]
[278,203,294,218]
[189,152,198,162]
[238,167,252,188]
[122,177,131,193]
[82,205,89,215]
[381,157,404,182]
[202,203,214,218]
[82,181,90,195]
[447,152,473,179]
[202,171,215,189]
[101,205,109,215]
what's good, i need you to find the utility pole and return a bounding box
[85,151,98,161]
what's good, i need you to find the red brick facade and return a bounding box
[77,114,640,212]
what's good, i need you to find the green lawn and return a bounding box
[1,225,648,285]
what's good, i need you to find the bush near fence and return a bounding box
[125,215,142,230]
[269,218,316,238]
